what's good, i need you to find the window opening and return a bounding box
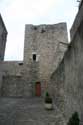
[33,54,36,61]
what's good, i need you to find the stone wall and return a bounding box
[0,23,68,97]
[64,21,83,124]
[1,75,32,97]
[0,61,45,97]
[0,14,7,95]
[50,32,83,123]
[0,61,35,97]
[0,14,7,61]
[50,2,83,124]
[24,23,68,82]
[70,0,83,41]
[50,59,65,114]
[64,3,83,124]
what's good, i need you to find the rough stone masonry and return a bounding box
[0,23,68,97]
[50,0,83,124]
[0,19,69,125]
[0,0,83,124]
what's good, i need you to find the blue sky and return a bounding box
[0,0,78,61]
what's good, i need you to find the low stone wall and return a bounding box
[1,75,32,97]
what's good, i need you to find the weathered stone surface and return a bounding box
[0,23,68,97]
[0,15,7,95]
[64,2,83,123]
[70,0,83,40]
[0,97,66,125]
[24,23,68,81]
[1,1,83,124]
[64,23,83,123]
[1,75,35,97]
[0,1,83,125]
[50,2,83,124]
[0,14,7,61]
[50,59,65,114]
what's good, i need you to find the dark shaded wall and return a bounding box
[0,14,7,95]
[64,19,83,123]
[50,59,65,114]
[0,14,7,61]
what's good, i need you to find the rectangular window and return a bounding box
[33,54,36,61]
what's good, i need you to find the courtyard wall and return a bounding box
[50,2,83,124]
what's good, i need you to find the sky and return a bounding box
[0,0,78,61]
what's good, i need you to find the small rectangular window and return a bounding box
[18,62,23,66]
[33,54,36,61]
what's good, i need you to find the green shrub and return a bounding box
[67,112,80,125]
[45,91,52,103]
[45,91,49,97]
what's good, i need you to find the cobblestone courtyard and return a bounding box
[0,97,65,125]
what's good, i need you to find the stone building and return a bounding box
[0,1,83,124]
[0,14,7,95]
[0,22,68,97]
[0,14,7,61]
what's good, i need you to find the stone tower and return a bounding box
[24,23,68,80]
[24,23,68,95]
[0,14,7,61]
[0,22,68,97]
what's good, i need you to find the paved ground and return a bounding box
[0,97,66,125]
